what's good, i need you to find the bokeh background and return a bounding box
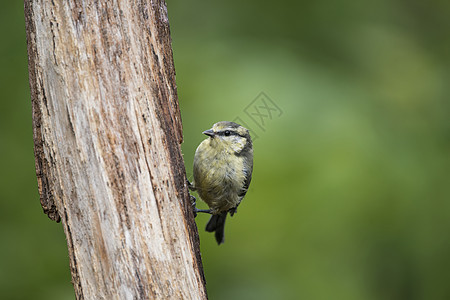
[1,1,449,299]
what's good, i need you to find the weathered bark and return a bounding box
[24,0,207,299]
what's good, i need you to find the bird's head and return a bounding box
[203,121,252,154]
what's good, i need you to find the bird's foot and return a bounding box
[190,195,198,217]
[187,180,196,191]
[190,195,212,217]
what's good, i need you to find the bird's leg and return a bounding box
[195,208,212,214]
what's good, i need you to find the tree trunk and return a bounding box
[24,0,207,299]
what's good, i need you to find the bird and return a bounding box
[189,121,253,245]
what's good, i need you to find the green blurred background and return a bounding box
[1,1,449,299]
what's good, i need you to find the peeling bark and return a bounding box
[24,0,207,299]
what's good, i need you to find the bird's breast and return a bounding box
[193,141,245,212]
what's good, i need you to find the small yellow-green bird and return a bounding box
[189,121,253,244]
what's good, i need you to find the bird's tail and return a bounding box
[205,212,227,245]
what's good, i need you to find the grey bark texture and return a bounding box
[24,0,207,299]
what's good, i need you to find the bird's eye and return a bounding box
[224,130,231,136]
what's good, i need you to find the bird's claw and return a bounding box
[187,180,196,191]
[190,194,198,217]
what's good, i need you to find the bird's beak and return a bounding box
[203,129,215,137]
